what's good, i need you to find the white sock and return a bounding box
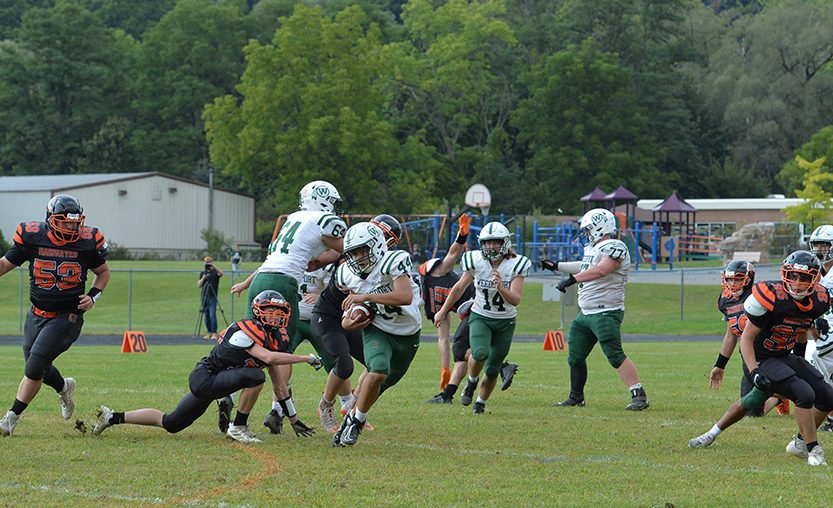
[339,394,352,407]
[475,396,487,405]
[354,409,368,423]
[629,383,642,391]
[707,424,722,439]
[272,402,284,416]
[468,375,479,384]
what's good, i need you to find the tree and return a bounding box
[204,4,440,214]
[784,156,833,225]
[777,126,833,195]
[78,0,176,39]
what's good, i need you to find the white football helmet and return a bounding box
[343,222,388,275]
[809,225,833,262]
[479,222,511,260]
[298,180,342,213]
[579,208,617,245]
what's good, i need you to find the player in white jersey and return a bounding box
[544,208,649,411]
[229,180,345,436]
[808,225,833,431]
[331,222,422,446]
[433,221,530,414]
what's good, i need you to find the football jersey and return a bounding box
[717,287,752,337]
[421,266,476,321]
[335,250,421,335]
[577,239,629,314]
[4,221,109,312]
[314,255,349,319]
[260,210,346,281]
[298,268,329,321]
[816,270,833,358]
[460,250,531,319]
[745,281,830,359]
[200,318,290,373]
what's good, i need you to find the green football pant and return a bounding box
[468,312,516,379]
[362,325,420,395]
[566,310,627,369]
[245,272,299,341]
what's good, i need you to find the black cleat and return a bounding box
[820,417,833,432]
[341,416,365,446]
[263,410,284,434]
[499,362,518,391]
[553,395,585,407]
[217,396,233,433]
[625,387,649,411]
[473,401,486,414]
[426,393,452,404]
[333,414,349,447]
[460,379,478,406]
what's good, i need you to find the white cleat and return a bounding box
[318,399,338,432]
[809,445,827,466]
[786,435,808,459]
[93,405,113,436]
[0,410,20,437]
[688,432,715,449]
[227,424,261,443]
[59,377,76,420]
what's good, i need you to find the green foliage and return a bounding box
[0,227,9,255]
[784,155,833,224]
[777,126,833,195]
[104,241,132,260]
[200,228,232,261]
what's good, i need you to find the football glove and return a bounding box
[308,354,324,370]
[815,317,830,337]
[291,419,316,437]
[750,368,772,391]
[556,274,577,293]
[458,213,472,236]
[541,259,559,272]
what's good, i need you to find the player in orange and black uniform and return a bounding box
[0,195,110,437]
[92,291,323,443]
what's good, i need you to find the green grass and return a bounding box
[0,341,829,507]
[0,260,724,336]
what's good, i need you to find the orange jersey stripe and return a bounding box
[95,231,105,248]
[752,285,775,312]
[239,320,267,347]
[13,224,22,244]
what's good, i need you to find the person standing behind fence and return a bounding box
[232,250,241,273]
[198,257,224,340]
[542,208,649,411]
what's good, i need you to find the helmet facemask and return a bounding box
[47,212,85,243]
[253,301,291,330]
[346,244,379,275]
[481,238,508,261]
[721,271,750,298]
[810,241,833,263]
[370,216,400,249]
[781,264,820,300]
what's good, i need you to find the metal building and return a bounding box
[0,172,256,255]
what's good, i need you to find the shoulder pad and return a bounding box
[461,251,475,272]
[228,330,255,349]
[598,240,628,260]
[317,213,347,238]
[511,256,532,277]
[382,250,412,276]
[749,282,776,313]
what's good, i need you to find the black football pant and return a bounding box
[451,318,471,363]
[23,310,84,392]
[760,354,833,411]
[311,311,365,381]
[161,363,265,433]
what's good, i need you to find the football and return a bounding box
[349,303,375,323]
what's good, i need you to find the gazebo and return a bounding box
[606,186,638,227]
[651,191,697,236]
[580,187,608,213]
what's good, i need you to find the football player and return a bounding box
[708,261,782,416]
[807,225,833,431]
[433,221,530,414]
[92,291,323,443]
[332,222,422,446]
[315,214,401,432]
[0,195,110,437]
[230,180,345,436]
[544,208,649,411]
[689,251,833,466]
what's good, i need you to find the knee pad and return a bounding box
[599,344,626,369]
[452,340,468,363]
[24,354,50,381]
[333,354,354,380]
[607,354,626,370]
[471,345,489,363]
[740,388,770,410]
[161,414,188,434]
[485,366,499,379]
[793,386,815,409]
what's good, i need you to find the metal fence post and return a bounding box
[680,270,685,321]
[128,269,133,330]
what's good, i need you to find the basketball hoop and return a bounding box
[465,183,492,217]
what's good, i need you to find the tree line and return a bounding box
[1,0,832,227]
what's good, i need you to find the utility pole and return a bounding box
[208,163,214,231]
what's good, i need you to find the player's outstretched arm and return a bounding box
[248,343,323,369]
[231,271,257,296]
[0,257,18,278]
[710,325,738,390]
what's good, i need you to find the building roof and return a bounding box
[605,185,638,201]
[651,191,697,212]
[0,173,148,192]
[638,197,805,211]
[580,187,608,202]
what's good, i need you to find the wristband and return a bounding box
[714,353,730,369]
[87,287,102,303]
[455,233,468,245]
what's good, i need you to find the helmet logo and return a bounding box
[315,186,329,197]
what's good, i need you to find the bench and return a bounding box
[732,251,761,263]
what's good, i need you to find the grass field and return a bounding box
[0,261,725,337]
[0,341,830,507]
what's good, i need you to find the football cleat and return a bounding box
[776,399,790,416]
[0,410,20,437]
[820,417,833,432]
[92,405,113,436]
[340,392,357,416]
[227,424,261,443]
[460,379,478,406]
[426,393,452,404]
[499,363,518,391]
[473,401,486,414]
[625,387,649,411]
[332,415,350,447]
[217,396,233,433]
[553,395,585,407]
[808,445,827,466]
[787,435,808,459]
[688,432,716,449]
[58,377,76,420]
[317,398,338,432]
[340,416,365,446]
[263,410,284,435]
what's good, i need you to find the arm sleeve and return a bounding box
[4,224,28,266]
[89,228,109,269]
[382,251,413,277]
[512,256,532,277]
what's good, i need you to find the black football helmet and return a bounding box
[252,290,291,330]
[781,250,821,300]
[46,194,85,244]
[370,214,401,249]
[721,260,755,298]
